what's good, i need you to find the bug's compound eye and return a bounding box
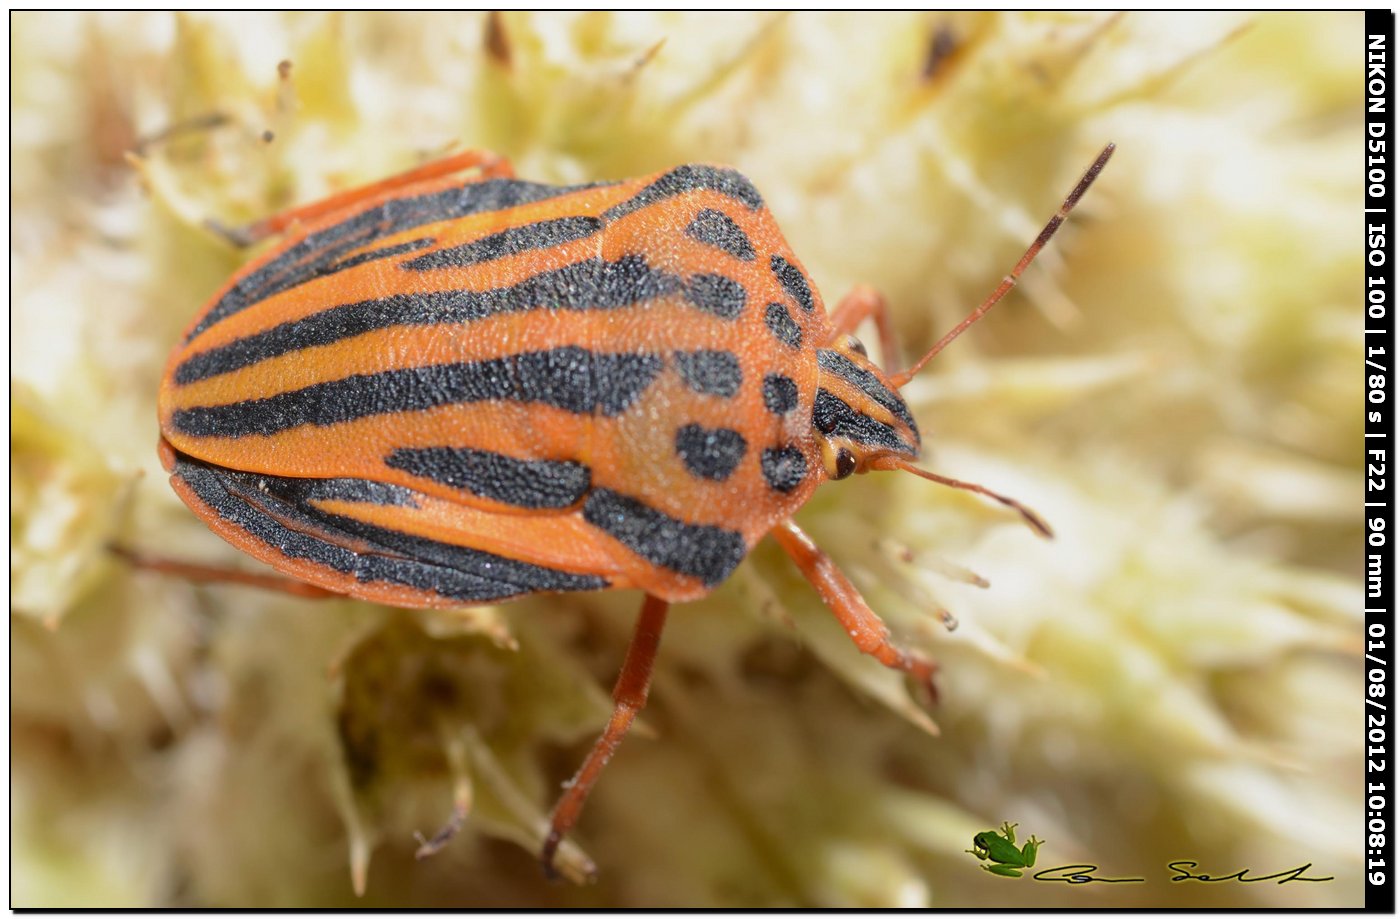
[820,439,858,480]
[846,335,867,357]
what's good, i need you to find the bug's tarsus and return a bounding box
[771,519,940,707]
[413,759,473,861]
[413,799,469,860]
[541,594,670,881]
[871,457,1054,539]
[889,142,1115,389]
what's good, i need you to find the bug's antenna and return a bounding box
[888,143,1115,389]
[868,455,1053,539]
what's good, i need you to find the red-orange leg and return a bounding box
[770,519,938,704]
[826,284,901,372]
[541,594,670,879]
[212,148,516,246]
[111,544,338,599]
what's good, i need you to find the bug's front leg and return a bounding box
[541,594,670,880]
[209,148,516,246]
[770,519,938,704]
[825,284,901,371]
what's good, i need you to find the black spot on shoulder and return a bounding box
[685,273,747,320]
[684,208,756,261]
[675,424,747,481]
[764,302,802,349]
[761,447,808,494]
[770,255,815,312]
[582,487,747,587]
[673,350,742,398]
[762,374,799,414]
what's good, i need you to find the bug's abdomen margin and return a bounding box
[158,440,612,608]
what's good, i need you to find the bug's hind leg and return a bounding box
[210,148,516,246]
[771,519,938,704]
[825,284,901,371]
[111,544,338,599]
[541,594,670,880]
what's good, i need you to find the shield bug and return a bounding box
[155,143,1113,877]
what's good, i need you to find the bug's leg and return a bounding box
[210,148,516,246]
[770,519,938,703]
[110,544,338,599]
[413,727,474,860]
[826,284,901,371]
[541,594,670,879]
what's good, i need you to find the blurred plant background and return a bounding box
[11,11,1364,908]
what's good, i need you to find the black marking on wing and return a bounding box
[684,208,756,261]
[327,237,436,274]
[189,177,615,341]
[674,424,747,481]
[401,216,603,270]
[173,255,679,384]
[293,477,423,508]
[170,451,608,601]
[816,349,918,430]
[684,273,747,320]
[672,350,742,398]
[760,447,808,493]
[762,374,799,415]
[171,348,664,438]
[385,446,590,509]
[582,487,747,587]
[600,165,764,224]
[763,302,802,349]
[770,254,815,312]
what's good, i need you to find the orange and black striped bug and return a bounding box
[153,143,1114,878]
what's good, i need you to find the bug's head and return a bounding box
[811,143,1116,542]
[812,335,920,481]
[811,333,1053,539]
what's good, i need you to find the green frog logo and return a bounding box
[965,822,1042,877]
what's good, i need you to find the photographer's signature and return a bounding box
[1031,862,1334,885]
[965,823,1333,885]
